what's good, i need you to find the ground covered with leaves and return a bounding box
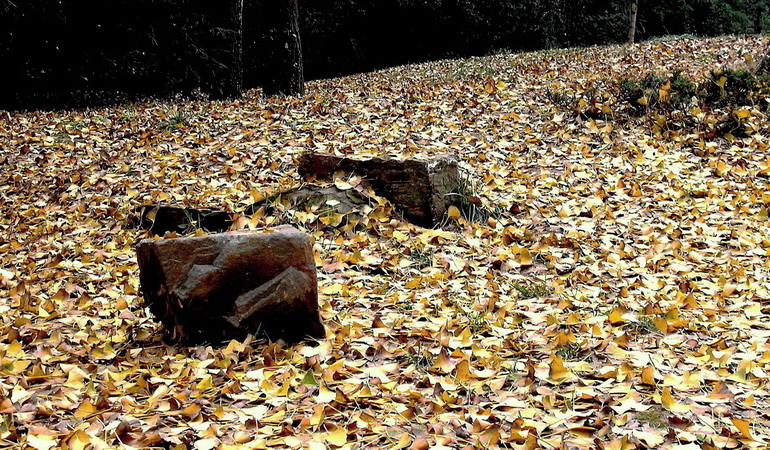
[2,35,770,449]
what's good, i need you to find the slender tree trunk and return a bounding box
[281,0,304,96]
[204,0,244,99]
[174,0,244,99]
[627,0,639,44]
[246,0,304,97]
[224,0,245,98]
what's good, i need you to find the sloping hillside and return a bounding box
[1,35,769,448]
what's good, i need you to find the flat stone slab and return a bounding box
[136,225,324,344]
[244,185,374,231]
[298,152,460,228]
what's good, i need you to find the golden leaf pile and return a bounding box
[1,35,769,448]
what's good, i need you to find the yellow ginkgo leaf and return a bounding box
[640,366,656,386]
[517,248,533,266]
[731,417,754,440]
[549,356,571,381]
[735,108,752,119]
[325,427,348,446]
[660,387,692,413]
[716,76,728,89]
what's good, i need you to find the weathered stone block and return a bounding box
[136,225,324,344]
[243,185,373,231]
[298,152,460,228]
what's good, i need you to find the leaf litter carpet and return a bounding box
[1,36,769,448]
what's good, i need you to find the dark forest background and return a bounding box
[2,0,769,109]
[300,0,770,79]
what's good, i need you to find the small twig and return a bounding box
[268,98,294,127]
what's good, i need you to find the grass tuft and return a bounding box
[513,282,552,299]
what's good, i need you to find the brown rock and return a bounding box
[298,152,460,228]
[136,225,324,344]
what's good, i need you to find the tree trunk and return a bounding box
[627,0,639,44]
[223,0,245,99]
[192,0,244,99]
[246,0,304,97]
